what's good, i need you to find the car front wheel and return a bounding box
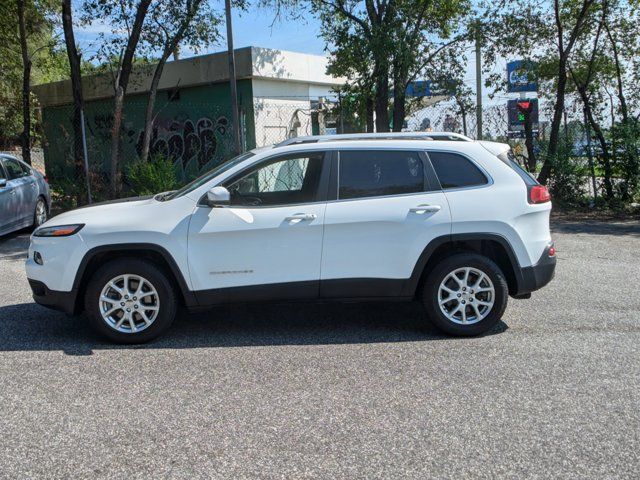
[421,253,508,336]
[84,259,177,343]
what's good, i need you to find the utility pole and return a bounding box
[475,22,483,140]
[225,0,241,154]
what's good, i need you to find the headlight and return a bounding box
[34,224,84,237]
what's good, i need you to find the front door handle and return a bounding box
[409,204,441,214]
[285,213,317,221]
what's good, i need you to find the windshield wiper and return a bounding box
[154,191,176,201]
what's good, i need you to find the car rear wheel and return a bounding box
[33,198,47,227]
[84,259,177,343]
[421,253,508,336]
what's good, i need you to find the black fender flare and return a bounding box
[72,243,197,307]
[401,233,524,296]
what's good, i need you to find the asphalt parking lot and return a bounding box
[0,220,639,479]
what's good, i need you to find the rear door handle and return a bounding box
[409,204,441,214]
[285,213,317,221]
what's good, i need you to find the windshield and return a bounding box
[162,151,256,200]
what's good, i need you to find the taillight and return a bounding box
[528,185,551,204]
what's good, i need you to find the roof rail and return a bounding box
[275,132,473,147]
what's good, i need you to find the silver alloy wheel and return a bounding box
[99,274,160,333]
[437,267,495,325]
[35,200,47,226]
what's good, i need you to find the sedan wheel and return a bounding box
[34,199,47,227]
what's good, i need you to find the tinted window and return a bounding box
[508,158,538,186]
[429,152,488,189]
[2,158,29,180]
[338,150,425,200]
[226,153,324,206]
[0,162,6,181]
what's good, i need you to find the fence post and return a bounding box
[80,108,92,204]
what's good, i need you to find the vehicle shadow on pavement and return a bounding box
[0,301,508,355]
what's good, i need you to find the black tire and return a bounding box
[84,258,177,344]
[420,253,508,336]
[33,197,47,228]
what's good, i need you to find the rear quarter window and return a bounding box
[428,151,488,189]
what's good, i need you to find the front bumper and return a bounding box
[28,279,78,315]
[515,244,556,296]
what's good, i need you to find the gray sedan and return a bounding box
[0,154,50,236]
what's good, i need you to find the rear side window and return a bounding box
[2,158,29,180]
[507,158,538,186]
[428,151,488,189]
[338,150,425,200]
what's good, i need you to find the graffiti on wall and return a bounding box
[84,111,233,174]
[137,115,231,171]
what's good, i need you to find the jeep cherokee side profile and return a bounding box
[26,133,555,343]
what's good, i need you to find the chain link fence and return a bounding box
[7,94,637,209]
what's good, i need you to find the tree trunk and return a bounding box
[582,96,613,200]
[110,86,125,195]
[522,108,537,173]
[17,0,31,165]
[605,25,628,123]
[140,0,200,163]
[109,0,153,197]
[392,86,406,133]
[537,60,567,184]
[365,96,374,133]
[61,0,86,196]
[140,51,170,163]
[374,73,389,132]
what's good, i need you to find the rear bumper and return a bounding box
[28,279,77,315]
[514,244,556,296]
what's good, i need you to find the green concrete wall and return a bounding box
[41,80,255,183]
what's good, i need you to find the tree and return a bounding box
[83,0,153,196]
[313,0,469,132]
[139,0,220,163]
[484,0,599,184]
[61,0,87,189]
[0,0,59,163]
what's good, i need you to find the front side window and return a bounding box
[2,158,29,180]
[338,150,425,200]
[225,152,324,206]
[428,151,488,189]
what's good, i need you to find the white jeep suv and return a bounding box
[26,133,555,343]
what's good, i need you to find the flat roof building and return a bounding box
[33,47,345,182]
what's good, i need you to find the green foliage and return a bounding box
[126,156,180,196]
[610,120,640,202]
[0,0,65,148]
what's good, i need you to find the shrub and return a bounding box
[126,155,180,196]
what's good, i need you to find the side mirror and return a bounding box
[206,186,231,207]
[0,179,7,188]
